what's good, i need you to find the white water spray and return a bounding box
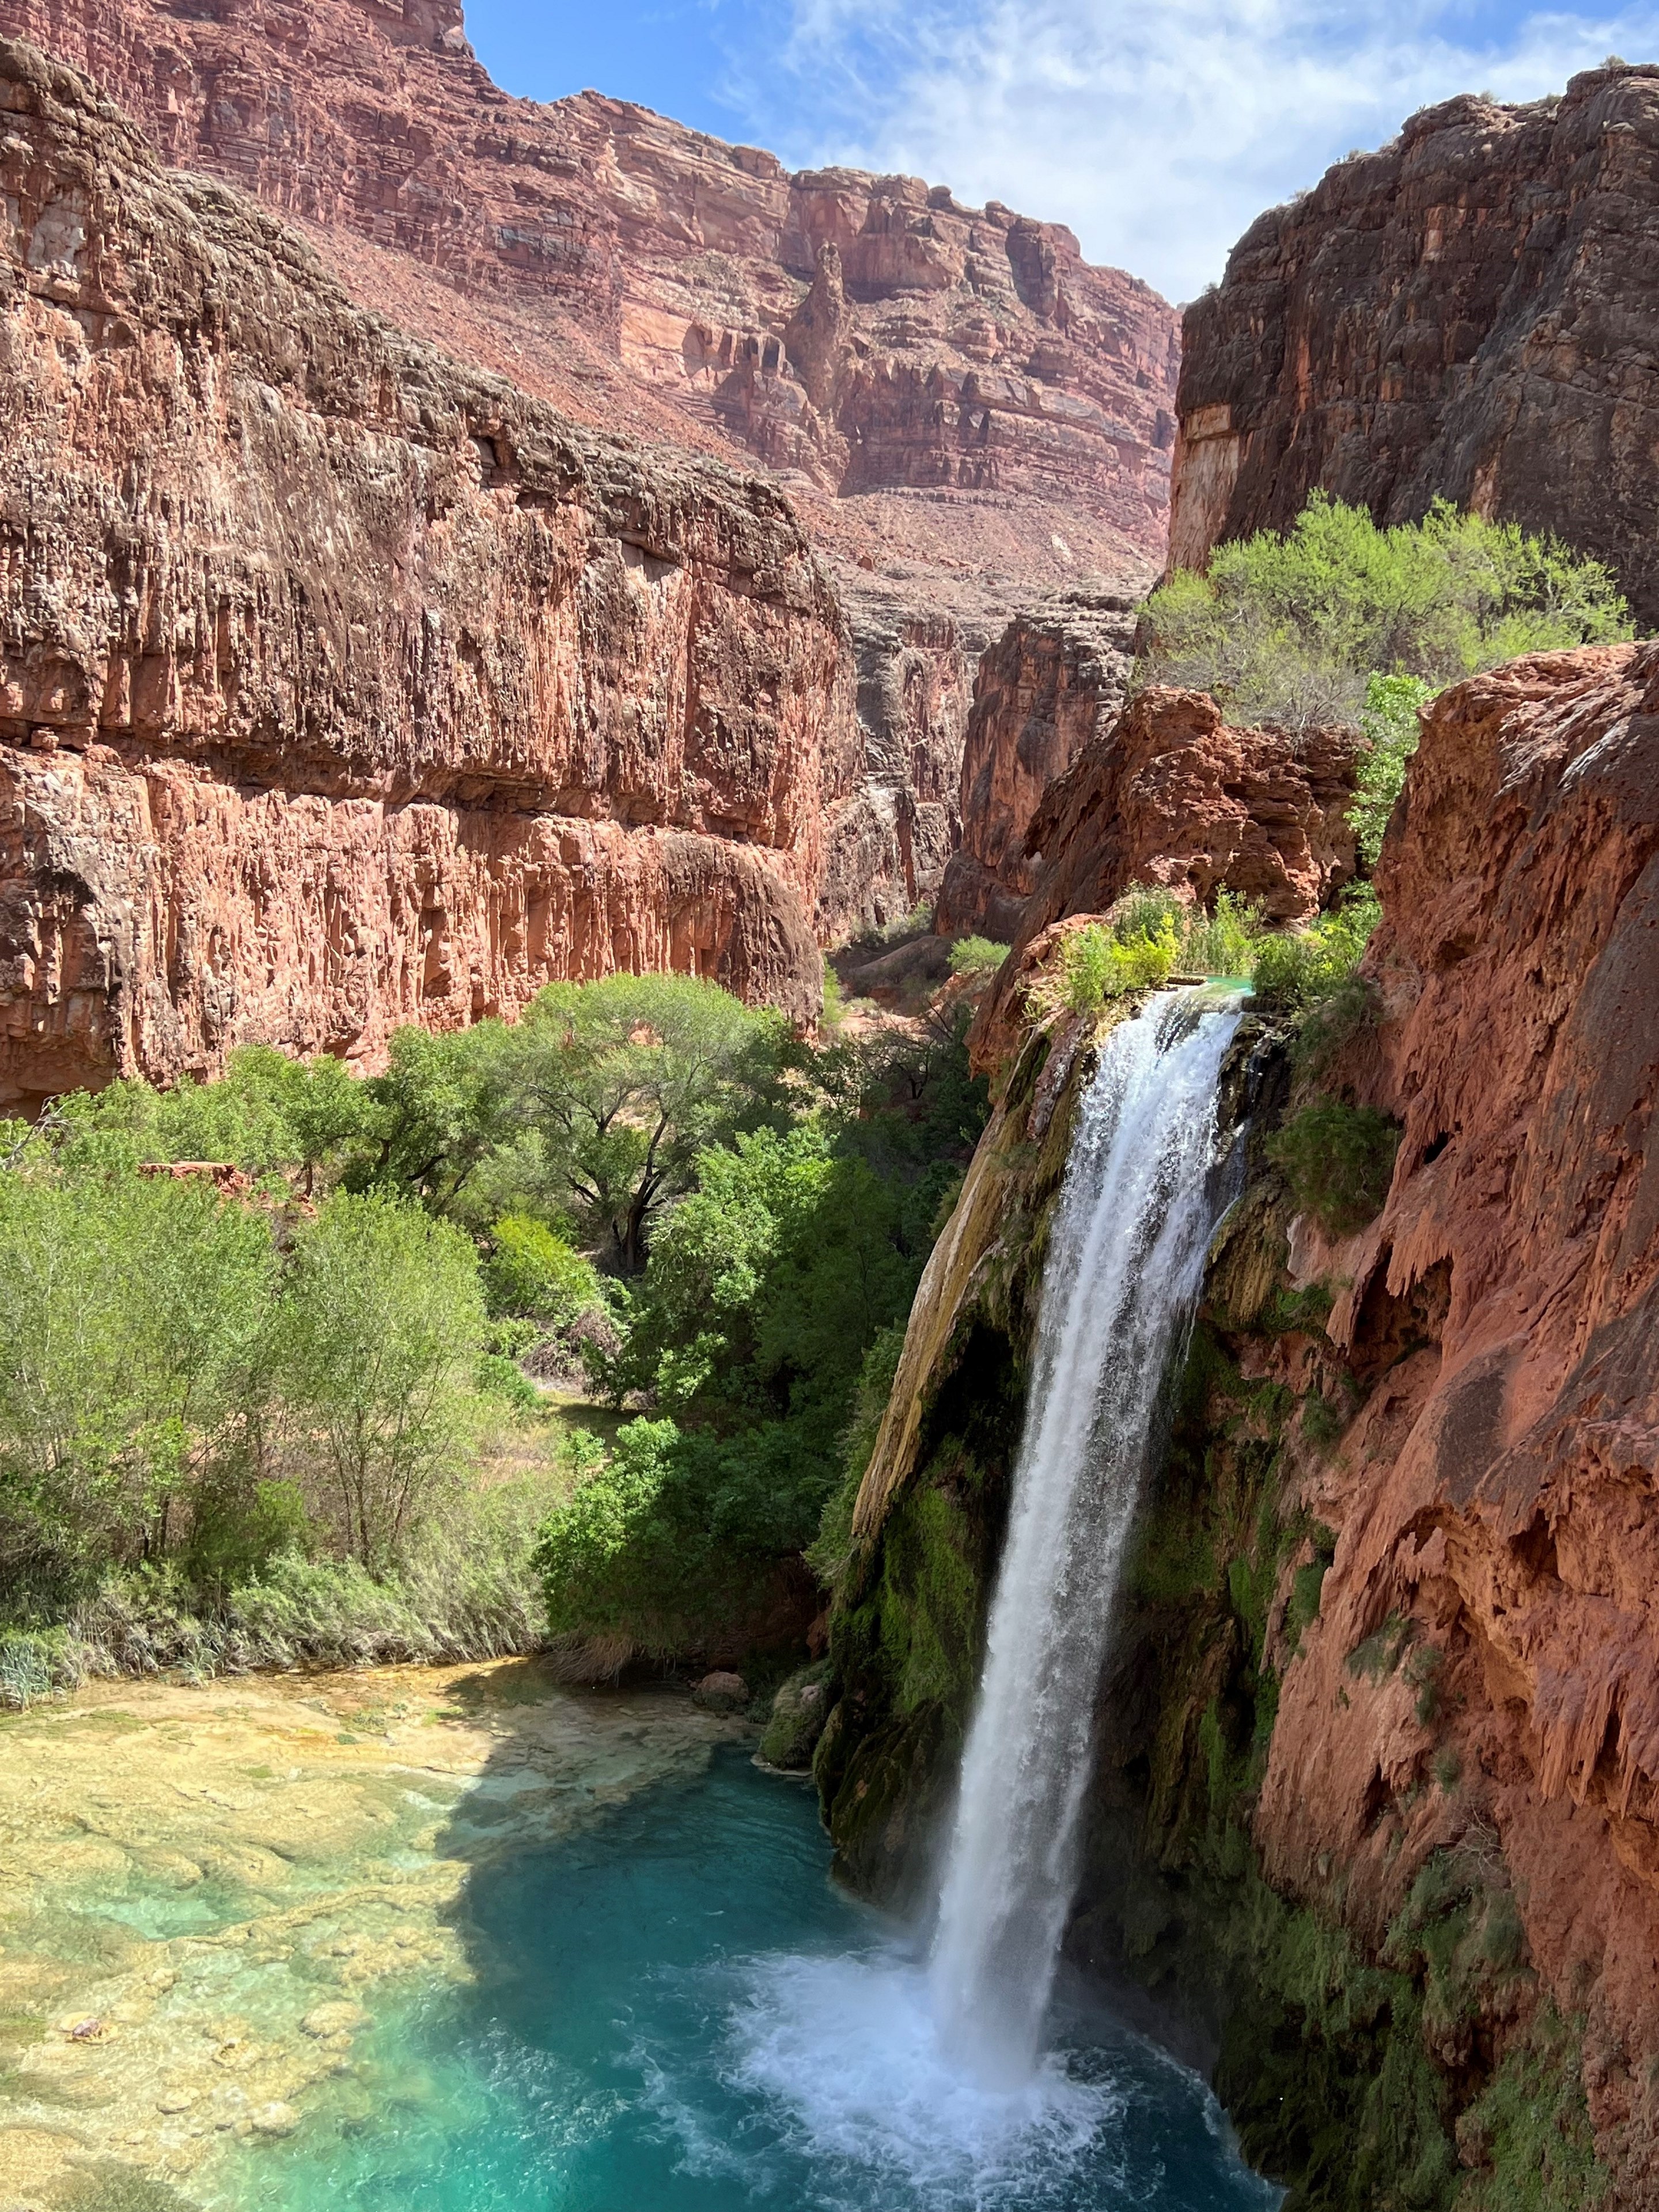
[930,990,1244,2088]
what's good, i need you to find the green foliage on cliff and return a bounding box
[1141,495,1632,875]
[1138,493,1633,732]
[1268,1096,1403,1236]
[1350,673,1435,867]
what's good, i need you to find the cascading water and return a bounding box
[931,988,1245,2089]
[236,986,1276,2212]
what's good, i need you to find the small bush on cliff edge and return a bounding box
[1268,1096,1402,1236]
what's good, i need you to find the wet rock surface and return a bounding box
[0,1660,743,2209]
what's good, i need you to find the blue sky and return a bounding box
[465,0,1659,301]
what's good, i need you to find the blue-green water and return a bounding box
[246,1744,1277,2212]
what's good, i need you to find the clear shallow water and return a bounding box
[241,1743,1278,2212]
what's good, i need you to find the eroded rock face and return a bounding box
[1259,644,1659,2195]
[933,589,1137,942]
[1169,66,1659,623]
[969,687,1361,1069]
[0,39,849,1103]
[818,582,974,937]
[0,0,1180,926]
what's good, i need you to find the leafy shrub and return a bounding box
[1183,890,1265,979]
[1270,1097,1402,1234]
[0,1165,278,1600]
[1138,494,1631,730]
[482,1214,600,1329]
[1060,899,1182,1013]
[1250,886,1380,1013]
[1350,672,1434,866]
[947,935,1010,977]
[532,1417,778,1658]
[269,1195,488,1567]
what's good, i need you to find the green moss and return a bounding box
[1458,2008,1611,2210]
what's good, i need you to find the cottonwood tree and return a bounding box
[272,1194,485,1567]
[501,974,788,1272]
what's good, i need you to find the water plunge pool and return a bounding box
[233,1741,1277,2212]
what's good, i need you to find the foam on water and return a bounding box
[236,1744,1279,2211]
[720,1947,1123,2207]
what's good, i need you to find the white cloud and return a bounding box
[721,0,1659,299]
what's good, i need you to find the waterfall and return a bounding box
[930,988,1244,2088]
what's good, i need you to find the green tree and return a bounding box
[48,1045,371,1187]
[344,1025,516,1214]
[0,1168,276,1596]
[1349,673,1435,867]
[502,974,787,1272]
[481,1214,601,1330]
[272,1194,487,1566]
[1138,494,1631,730]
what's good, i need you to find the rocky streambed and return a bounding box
[0,1662,744,2211]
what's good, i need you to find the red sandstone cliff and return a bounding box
[0,0,1181,932]
[0,38,853,1107]
[933,589,1136,942]
[968,687,1361,1068]
[1168,66,1659,624]
[1255,646,1659,2195]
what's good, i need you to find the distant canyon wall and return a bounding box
[0,0,1181,933]
[0,37,851,1106]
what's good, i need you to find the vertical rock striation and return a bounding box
[1256,643,1659,2198]
[0,0,1182,925]
[1168,65,1659,623]
[0,37,851,1104]
[933,589,1137,942]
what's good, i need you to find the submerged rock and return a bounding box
[0,1660,745,2207]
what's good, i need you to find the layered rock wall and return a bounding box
[1168,65,1659,623]
[0,38,847,1105]
[1255,644,1659,2196]
[0,0,1181,927]
[933,589,1135,942]
[968,687,1360,1067]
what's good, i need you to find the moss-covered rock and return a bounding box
[758,1660,832,1769]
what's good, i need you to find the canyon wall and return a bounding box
[0,37,849,1106]
[967,687,1359,1067]
[0,0,1182,929]
[817,646,1659,2203]
[1168,64,1659,624]
[931,589,1135,943]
